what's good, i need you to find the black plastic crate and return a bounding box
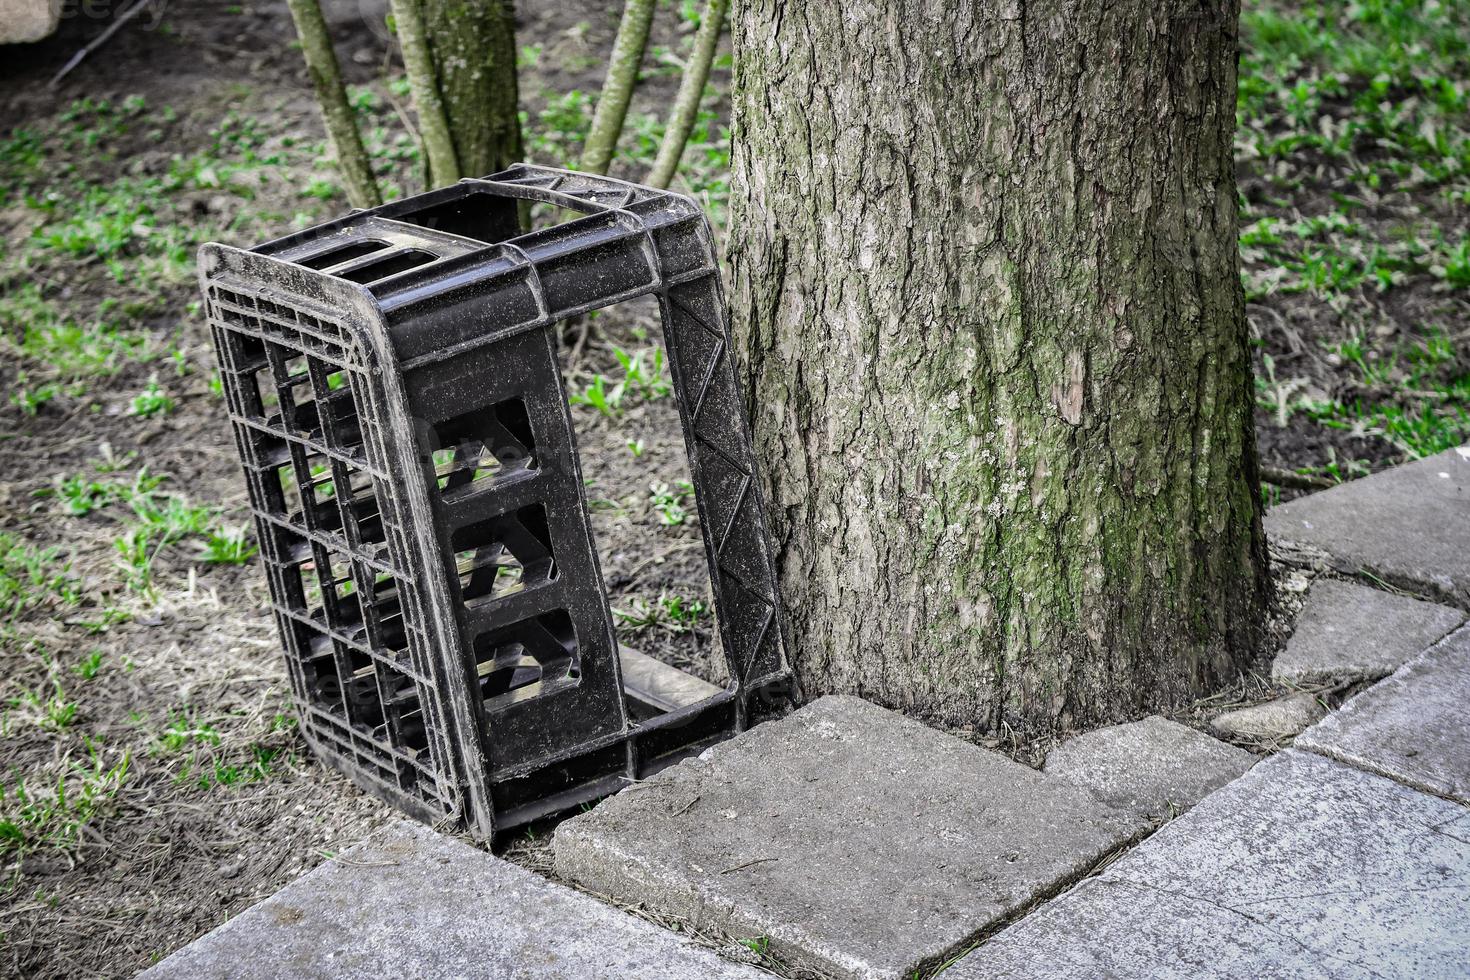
[199,165,792,840]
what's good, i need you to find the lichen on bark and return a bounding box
[422,0,522,179]
[728,0,1270,733]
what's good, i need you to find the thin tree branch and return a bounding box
[388,0,460,186]
[1260,466,1335,491]
[50,0,151,89]
[580,0,657,175]
[646,0,728,189]
[283,0,381,209]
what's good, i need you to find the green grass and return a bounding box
[0,97,351,431]
[568,342,675,419]
[129,379,176,418]
[200,524,259,565]
[74,650,106,681]
[0,742,131,854]
[1326,326,1470,457]
[0,77,359,887]
[1239,0,1470,190]
[0,534,80,623]
[9,679,79,733]
[9,379,61,416]
[153,708,296,790]
[739,936,772,957]
[1240,0,1470,470]
[34,465,256,595]
[569,372,624,418]
[116,487,225,593]
[648,480,694,527]
[0,284,154,380]
[614,592,709,633]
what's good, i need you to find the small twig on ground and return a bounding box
[315,849,400,868]
[50,0,152,89]
[568,316,593,373]
[1260,466,1334,491]
[718,856,777,875]
[625,540,704,583]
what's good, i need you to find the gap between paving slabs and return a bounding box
[1296,622,1470,805]
[1206,572,1465,749]
[1264,446,1470,609]
[552,695,1254,980]
[1270,578,1465,688]
[1212,449,1470,751]
[944,749,1470,980]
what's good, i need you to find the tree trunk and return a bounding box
[422,0,523,178]
[390,0,461,184]
[579,0,657,175]
[285,0,381,208]
[728,0,1270,734]
[646,0,728,189]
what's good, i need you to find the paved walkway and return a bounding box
[143,447,1470,978]
[553,698,1249,979]
[140,821,766,980]
[951,650,1470,978]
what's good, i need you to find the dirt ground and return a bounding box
[0,3,730,977]
[0,1,1465,978]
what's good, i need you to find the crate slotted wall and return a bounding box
[201,166,792,840]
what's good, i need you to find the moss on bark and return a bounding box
[728,0,1270,734]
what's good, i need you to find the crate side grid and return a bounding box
[205,273,472,827]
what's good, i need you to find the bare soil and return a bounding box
[0,3,726,977]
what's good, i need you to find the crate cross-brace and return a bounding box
[200,165,792,840]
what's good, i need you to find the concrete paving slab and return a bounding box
[1211,692,1325,741]
[140,820,765,980]
[1272,578,1465,686]
[1297,625,1470,803]
[1043,716,1256,820]
[1264,446,1470,607]
[552,695,1147,980]
[945,750,1470,979]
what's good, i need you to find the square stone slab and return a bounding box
[947,750,1470,979]
[1042,716,1255,820]
[140,820,765,980]
[1265,447,1470,606]
[1210,692,1326,742]
[1297,625,1470,803]
[1272,578,1465,686]
[553,696,1147,980]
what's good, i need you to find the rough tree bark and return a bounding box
[422,0,523,178]
[728,0,1270,733]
